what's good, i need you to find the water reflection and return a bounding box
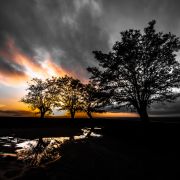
[0,136,29,157]
[74,127,102,139]
[0,127,102,166]
[16,137,68,166]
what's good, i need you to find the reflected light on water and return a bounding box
[0,127,102,166]
[16,137,68,166]
[74,127,103,139]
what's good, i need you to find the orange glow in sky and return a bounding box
[0,38,72,86]
[59,112,139,118]
[0,38,73,112]
[0,38,138,117]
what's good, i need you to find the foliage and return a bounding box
[55,75,84,119]
[21,78,58,118]
[81,83,108,118]
[88,20,180,122]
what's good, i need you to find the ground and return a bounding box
[0,117,180,179]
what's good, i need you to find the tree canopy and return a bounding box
[21,78,58,118]
[81,83,108,119]
[55,75,84,119]
[88,20,180,122]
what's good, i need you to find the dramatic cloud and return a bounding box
[0,38,72,85]
[1,0,180,85]
[0,0,109,85]
[0,56,28,85]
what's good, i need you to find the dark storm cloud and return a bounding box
[0,0,109,80]
[1,0,180,80]
[0,57,25,76]
[102,0,180,37]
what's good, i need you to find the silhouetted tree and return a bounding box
[81,83,107,119]
[56,75,84,119]
[88,20,180,122]
[81,83,108,137]
[21,78,58,148]
[21,78,57,118]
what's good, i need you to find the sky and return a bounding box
[0,0,180,116]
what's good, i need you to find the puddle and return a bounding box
[0,127,102,166]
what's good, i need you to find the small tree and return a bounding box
[81,83,107,119]
[88,20,180,122]
[21,78,57,118]
[56,75,83,119]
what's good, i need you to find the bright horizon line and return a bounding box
[0,110,139,118]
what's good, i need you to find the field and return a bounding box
[0,117,180,179]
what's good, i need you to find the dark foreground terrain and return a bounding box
[0,117,180,180]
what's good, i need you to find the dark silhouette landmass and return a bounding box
[0,117,180,179]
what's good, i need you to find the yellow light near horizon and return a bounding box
[0,101,28,111]
[94,112,139,118]
[62,112,139,118]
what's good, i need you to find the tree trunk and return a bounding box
[37,137,45,147]
[34,137,46,152]
[69,110,75,140]
[40,111,45,119]
[138,107,149,123]
[86,111,94,138]
[87,111,92,119]
[70,110,75,119]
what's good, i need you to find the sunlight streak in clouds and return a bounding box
[0,72,28,86]
[0,38,72,86]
